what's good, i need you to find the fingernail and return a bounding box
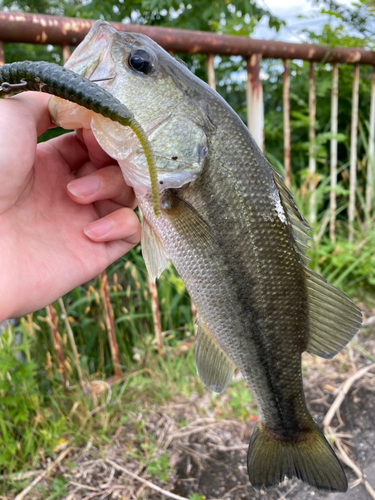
[68,176,100,197]
[84,219,112,238]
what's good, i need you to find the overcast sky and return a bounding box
[251,0,355,42]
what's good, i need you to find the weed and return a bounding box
[147,452,173,482]
[227,381,256,421]
[0,325,66,477]
[45,477,69,500]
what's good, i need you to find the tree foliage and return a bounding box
[0,0,283,34]
[313,0,375,41]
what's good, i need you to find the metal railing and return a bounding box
[1,11,374,366]
[1,11,374,242]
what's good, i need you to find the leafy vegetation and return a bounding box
[0,0,375,496]
[0,317,258,495]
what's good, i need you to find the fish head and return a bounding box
[49,20,212,196]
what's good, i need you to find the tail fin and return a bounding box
[247,423,347,492]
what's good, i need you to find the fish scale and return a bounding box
[47,20,362,492]
[142,118,309,431]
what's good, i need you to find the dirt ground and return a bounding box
[24,315,375,500]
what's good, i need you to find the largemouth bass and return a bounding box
[49,21,362,492]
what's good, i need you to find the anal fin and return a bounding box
[195,318,235,394]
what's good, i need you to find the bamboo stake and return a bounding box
[349,64,359,243]
[46,304,67,389]
[330,63,339,243]
[308,62,316,223]
[99,271,121,379]
[283,60,291,187]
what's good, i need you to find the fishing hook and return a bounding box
[0,79,28,93]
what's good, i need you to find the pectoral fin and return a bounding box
[161,190,219,250]
[141,218,169,282]
[195,318,235,394]
[305,267,362,359]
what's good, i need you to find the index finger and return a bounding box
[0,91,53,138]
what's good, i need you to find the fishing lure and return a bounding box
[0,61,160,216]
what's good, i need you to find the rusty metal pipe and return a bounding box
[283,60,291,187]
[366,66,375,222]
[349,64,360,243]
[308,62,316,223]
[330,63,339,243]
[207,53,216,91]
[1,11,374,64]
[246,54,264,151]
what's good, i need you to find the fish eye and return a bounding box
[128,49,154,74]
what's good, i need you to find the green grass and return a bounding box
[1,145,375,495]
[1,198,373,492]
[0,314,260,496]
[147,452,173,482]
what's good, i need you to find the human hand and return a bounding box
[0,92,141,322]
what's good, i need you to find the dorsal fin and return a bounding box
[271,166,313,265]
[270,167,362,357]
